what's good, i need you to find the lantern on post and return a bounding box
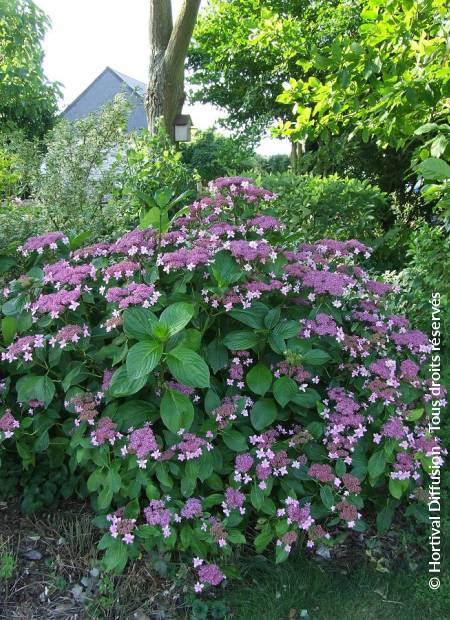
[174,114,192,142]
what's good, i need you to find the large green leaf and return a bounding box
[273,376,298,407]
[1,316,17,345]
[16,374,55,406]
[126,340,163,379]
[368,450,386,479]
[206,339,228,374]
[211,250,242,286]
[246,363,272,396]
[160,388,194,433]
[223,330,259,350]
[166,346,210,388]
[108,366,147,398]
[222,429,248,452]
[417,157,450,181]
[159,302,195,337]
[123,307,158,340]
[250,398,277,430]
[303,349,331,366]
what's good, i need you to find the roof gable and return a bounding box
[62,67,148,132]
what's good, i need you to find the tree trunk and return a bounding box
[145,0,201,140]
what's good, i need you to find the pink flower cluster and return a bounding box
[18,232,69,255]
[49,324,89,348]
[107,509,136,544]
[2,334,45,363]
[0,410,19,438]
[105,282,160,308]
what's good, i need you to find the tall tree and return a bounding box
[145,0,201,139]
[0,0,60,138]
[188,0,359,143]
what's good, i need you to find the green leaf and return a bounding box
[206,339,228,374]
[62,363,88,392]
[389,478,403,499]
[407,407,424,421]
[123,307,158,340]
[264,308,281,329]
[246,363,272,396]
[34,430,50,452]
[1,316,17,345]
[166,346,210,388]
[273,320,299,339]
[368,450,386,479]
[126,340,162,379]
[139,206,161,229]
[182,328,202,351]
[154,187,173,208]
[228,530,246,545]
[222,429,248,452]
[69,231,91,250]
[223,330,259,350]
[254,523,273,552]
[417,157,450,181]
[159,302,195,337]
[160,389,194,433]
[16,375,55,407]
[302,349,331,365]
[98,486,113,510]
[106,470,122,493]
[211,250,242,286]
[229,306,266,329]
[290,388,320,408]
[108,366,147,398]
[376,504,395,534]
[250,484,265,510]
[273,376,298,407]
[87,470,104,492]
[102,538,128,573]
[250,399,277,431]
[320,485,334,510]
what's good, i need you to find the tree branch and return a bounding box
[148,0,173,59]
[165,0,201,74]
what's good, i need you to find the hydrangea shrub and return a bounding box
[0,177,445,588]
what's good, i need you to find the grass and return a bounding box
[224,553,450,620]
[1,498,449,619]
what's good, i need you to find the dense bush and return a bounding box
[385,223,450,348]
[0,177,444,591]
[35,95,130,237]
[116,125,199,218]
[181,129,256,182]
[256,172,389,245]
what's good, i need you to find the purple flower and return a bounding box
[197,563,225,586]
[18,232,68,255]
[235,453,254,472]
[181,498,203,519]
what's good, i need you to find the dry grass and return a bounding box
[0,500,186,620]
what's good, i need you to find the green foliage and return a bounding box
[0,177,438,588]
[258,172,389,245]
[34,94,130,238]
[277,0,449,151]
[115,125,198,218]
[386,222,450,347]
[276,0,450,217]
[181,129,256,182]
[0,149,21,200]
[189,0,359,139]
[0,0,60,137]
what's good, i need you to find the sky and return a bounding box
[35,0,290,156]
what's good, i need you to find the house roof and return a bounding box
[62,66,146,117]
[109,68,146,95]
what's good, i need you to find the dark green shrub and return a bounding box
[0,177,443,593]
